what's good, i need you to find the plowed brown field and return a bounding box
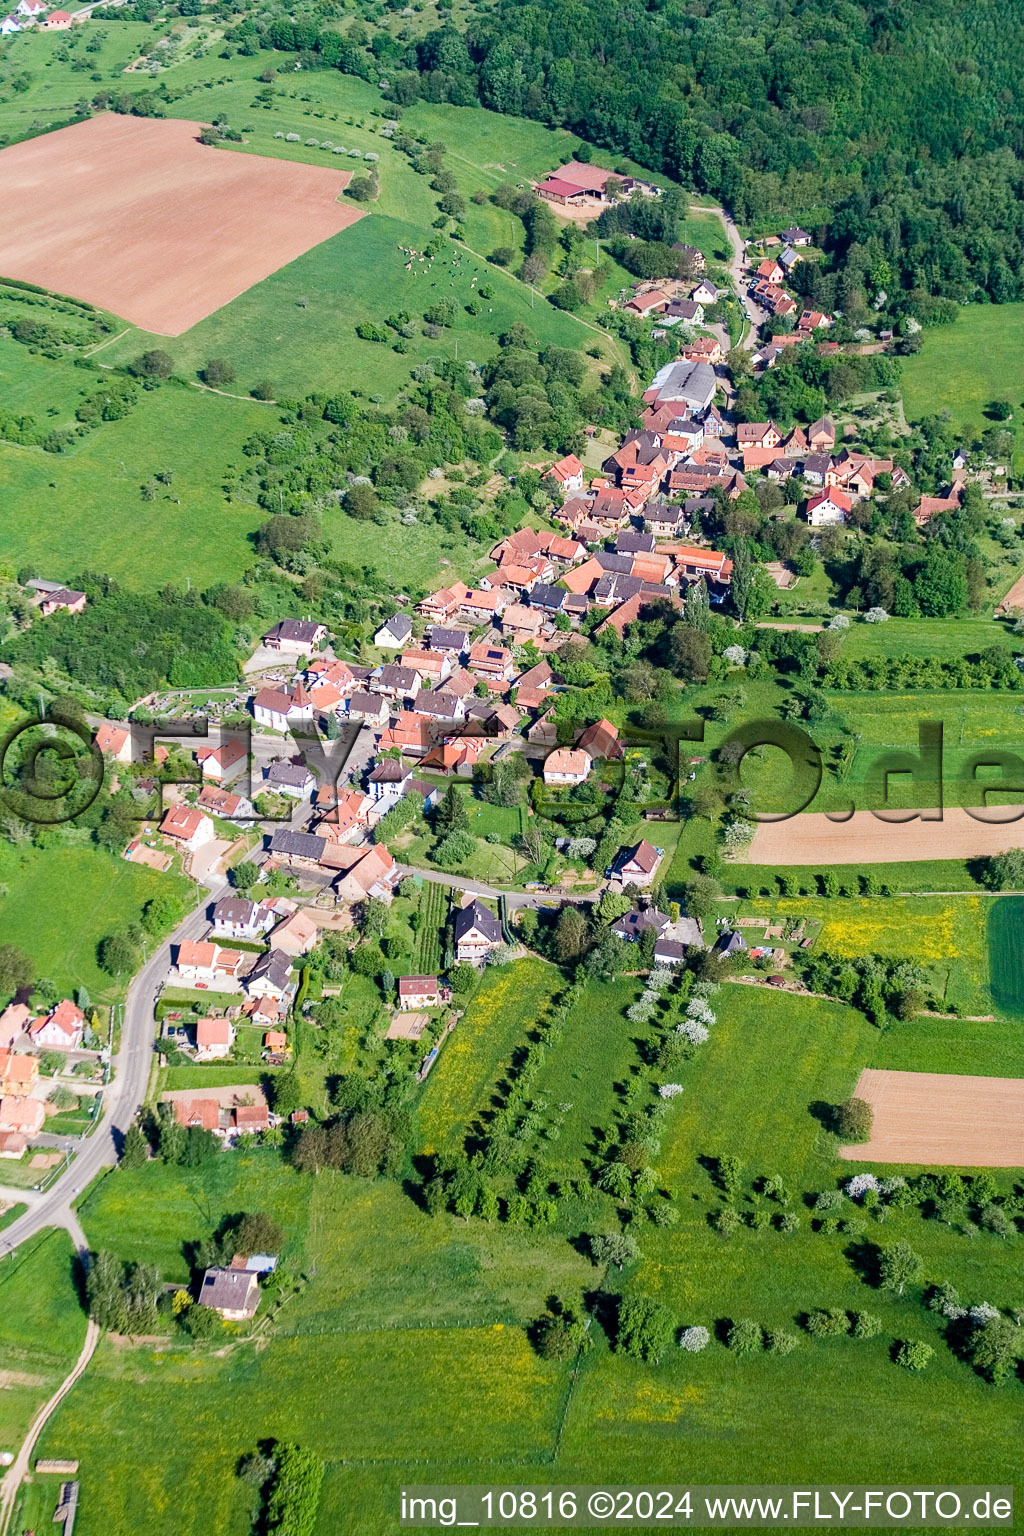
[0,114,364,334]
[840,1067,1024,1167]
[746,806,1024,865]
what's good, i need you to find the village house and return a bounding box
[454,899,503,963]
[0,1004,33,1050]
[914,484,964,526]
[673,242,706,272]
[682,336,723,366]
[610,839,664,886]
[755,257,785,285]
[262,619,327,655]
[412,689,466,723]
[196,785,253,822]
[624,289,670,318]
[366,758,413,803]
[0,1050,38,1098]
[806,489,851,527]
[527,714,558,748]
[547,453,585,493]
[611,907,670,943]
[692,279,721,305]
[269,908,320,958]
[195,1016,234,1062]
[377,712,433,757]
[459,588,504,622]
[346,690,389,727]
[28,999,84,1051]
[614,530,657,557]
[267,828,327,870]
[528,583,566,617]
[501,603,545,642]
[173,1097,221,1132]
[198,1266,261,1321]
[38,586,86,617]
[246,949,295,1002]
[797,309,832,332]
[176,940,231,985]
[159,805,215,853]
[514,659,555,712]
[334,843,400,904]
[374,613,413,649]
[0,15,22,32]
[419,736,486,776]
[210,896,274,942]
[0,1096,44,1137]
[644,501,688,537]
[265,761,316,798]
[672,546,733,588]
[807,417,836,452]
[425,627,470,657]
[398,975,441,1010]
[418,581,469,622]
[543,747,591,786]
[468,643,515,685]
[664,298,704,326]
[577,718,623,760]
[196,736,247,783]
[400,648,451,684]
[780,226,811,246]
[737,422,781,452]
[93,721,132,762]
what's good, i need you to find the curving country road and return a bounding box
[0,1319,100,1536]
[0,881,226,1260]
[689,199,762,353]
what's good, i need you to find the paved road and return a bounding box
[690,200,762,353]
[0,883,225,1260]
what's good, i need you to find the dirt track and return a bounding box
[840,1067,1024,1167]
[0,115,364,334]
[746,806,1024,865]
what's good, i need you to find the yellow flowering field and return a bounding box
[418,959,557,1153]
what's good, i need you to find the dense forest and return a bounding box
[262,0,1024,303]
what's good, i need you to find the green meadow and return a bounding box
[985,894,1024,1013]
[28,981,1023,1536]
[901,303,1024,472]
[0,843,191,1004]
[0,381,268,586]
[0,1228,86,1453]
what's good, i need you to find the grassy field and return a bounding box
[0,843,191,1004]
[37,978,1023,1535]
[738,892,997,1019]
[901,303,1024,473]
[0,1227,86,1455]
[525,973,645,1176]
[325,498,494,594]
[840,616,1012,660]
[0,332,96,431]
[0,381,269,586]
[985,895,1024,1013]
[76,1149,312,1280]
[97,212,596,401]
[418,958,556,1154]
